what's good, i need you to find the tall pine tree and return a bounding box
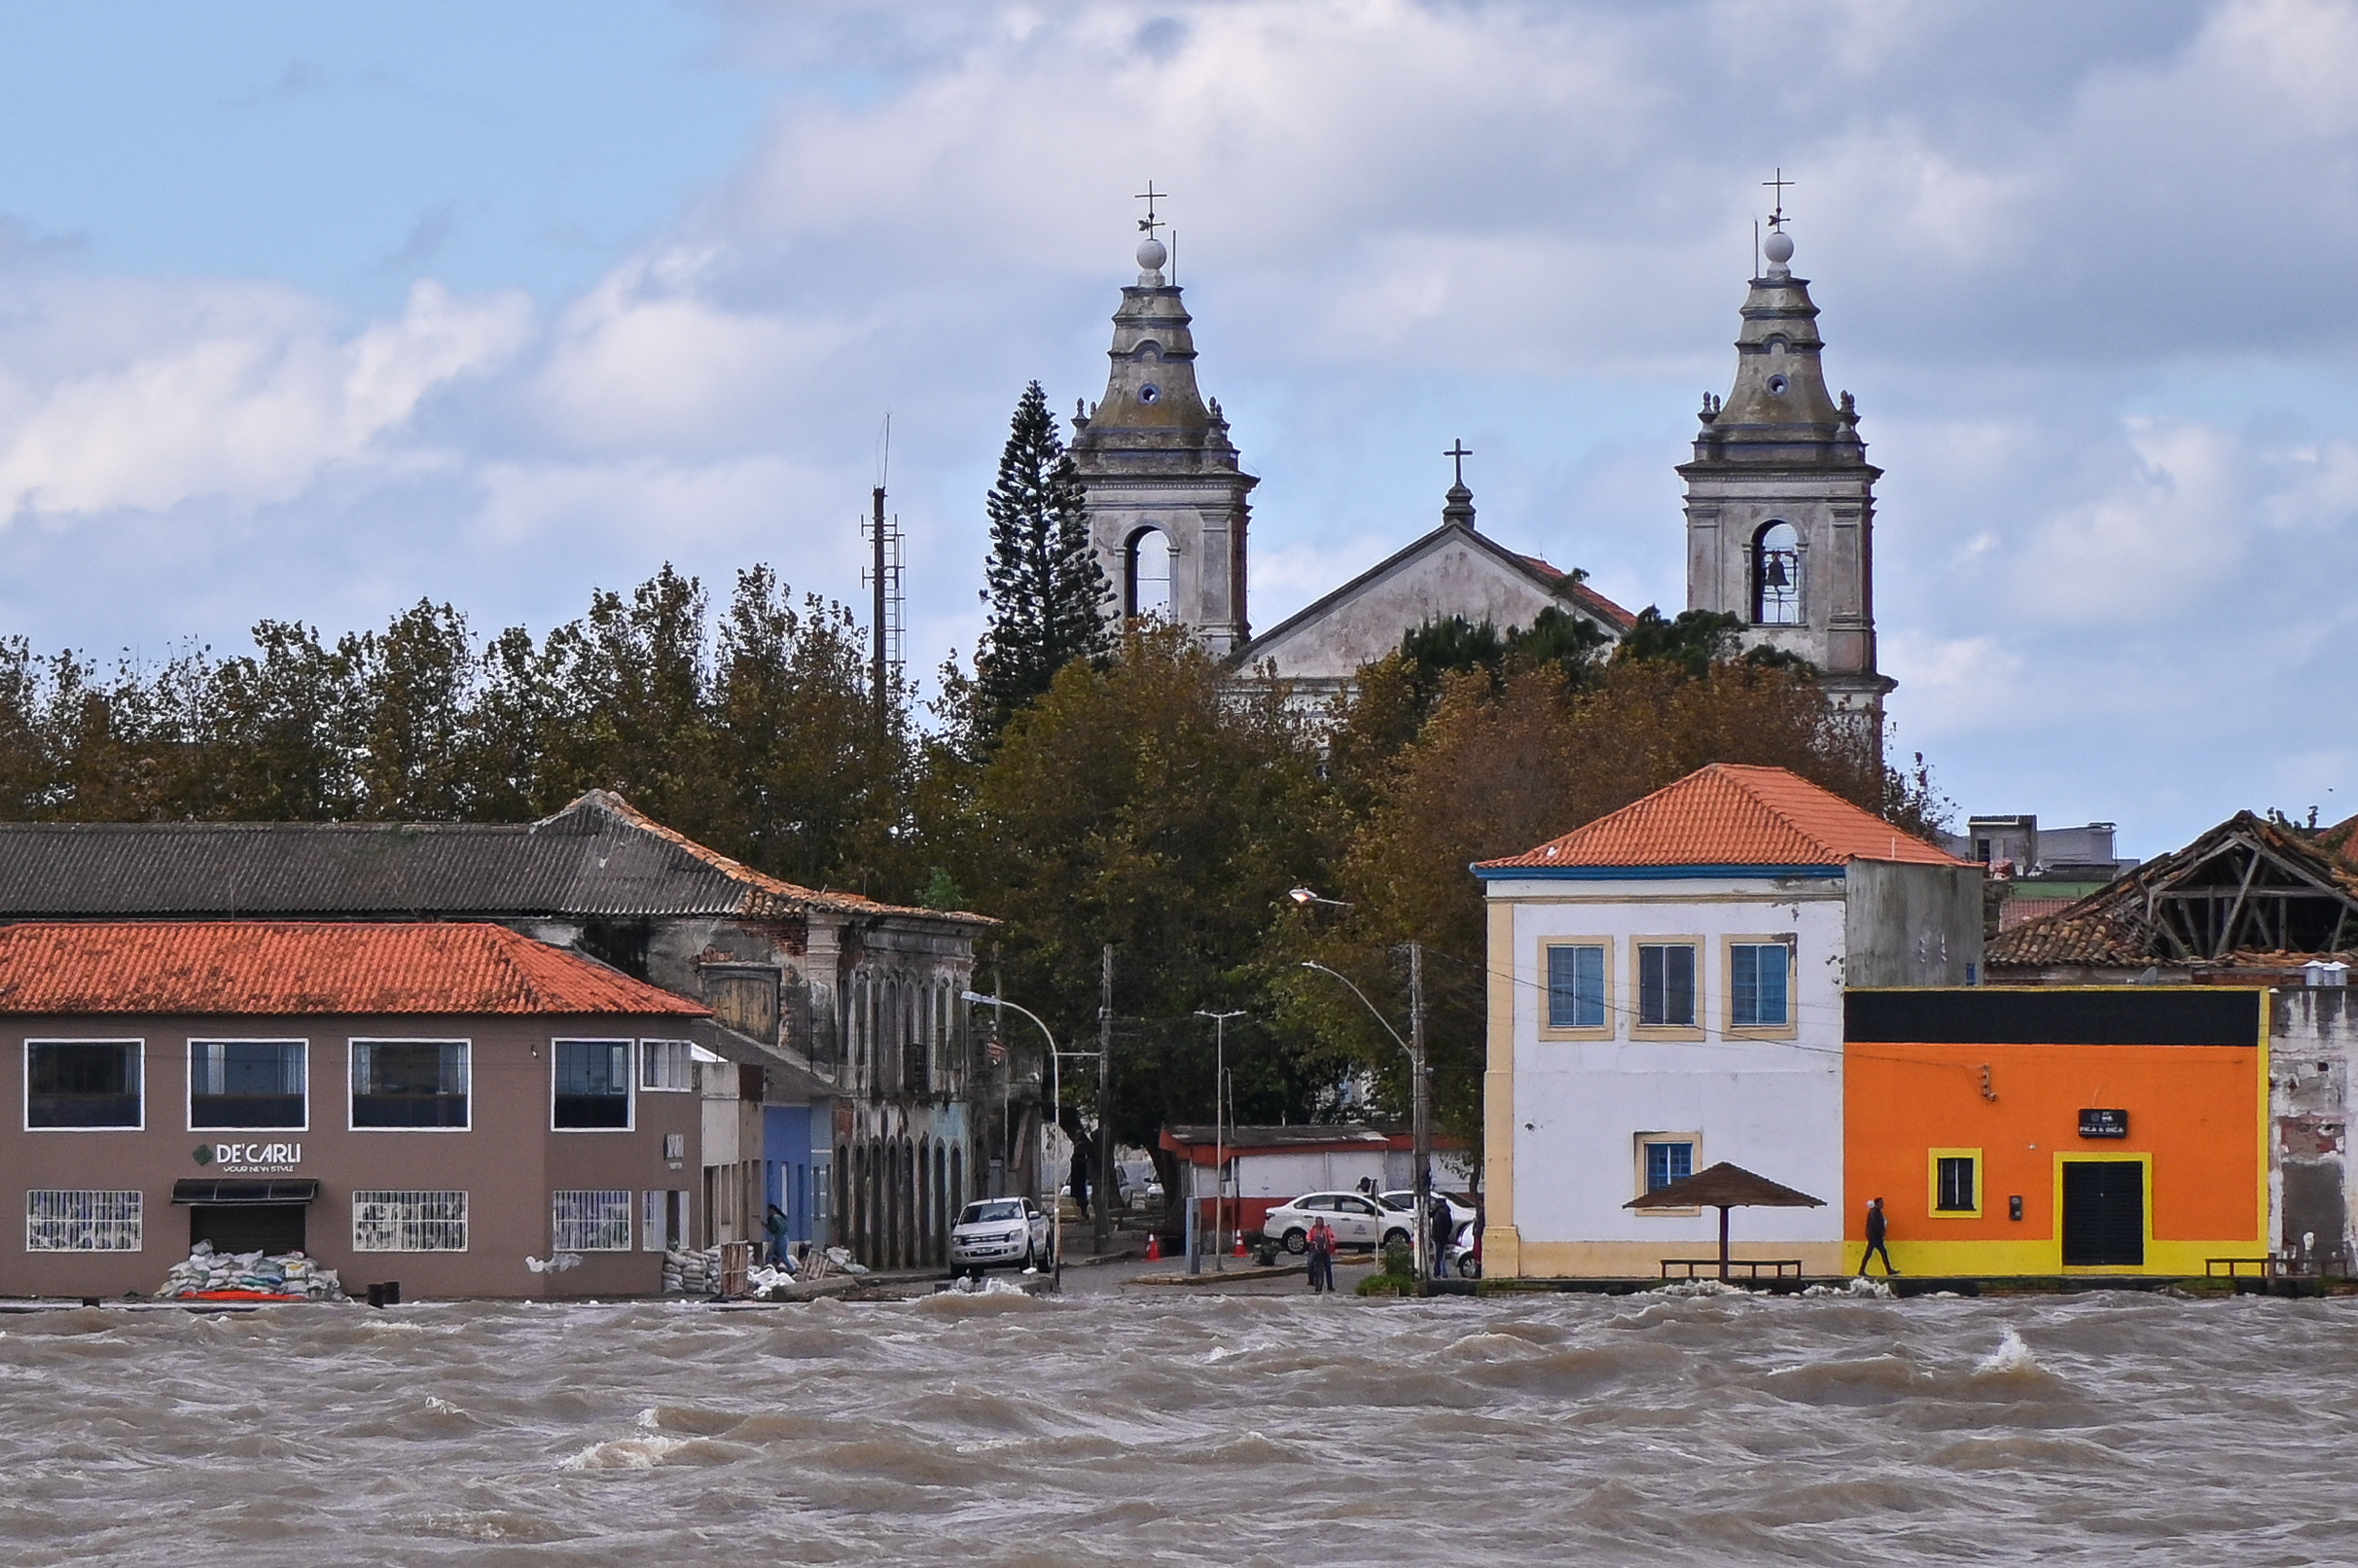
[974,381,1110,742]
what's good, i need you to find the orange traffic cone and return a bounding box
[1145,1232,1161,1262]
[1233,1230,1247,1258]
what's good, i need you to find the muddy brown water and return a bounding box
[2,1286,2349,1565]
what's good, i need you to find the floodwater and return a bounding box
[3,1283,2352,1566]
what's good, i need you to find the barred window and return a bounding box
[640,1039,696,1092]
[353,1190,468,1252]
[552,1189,632,1252]
[27,1190,143,1251]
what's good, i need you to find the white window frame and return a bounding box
[23,1039,145,1131]
[26,1189,144,1251]
[552,1189,633,1252]
[348,1039,473,1133]
[187,1038,310,1133]
[352,1190,469,1252]
[639,1038,697,1092]
[551,1038,636,1131]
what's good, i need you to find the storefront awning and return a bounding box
[171,1179,321,1206]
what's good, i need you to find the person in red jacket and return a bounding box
[1305,1216,1338,1293]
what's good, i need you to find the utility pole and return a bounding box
[1409,941,1431,1298]
[1095,944,1114,1257]
[1191,1009,1244,1276]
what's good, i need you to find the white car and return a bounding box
[1380,1190,1478,1235]
[1262,1192,1418,1255]
[949,1197,1053,1272]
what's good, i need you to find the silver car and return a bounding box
[950,1196,1053,1272]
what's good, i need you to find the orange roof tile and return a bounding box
[0,921,710,1016]
[1478,764,1966,871]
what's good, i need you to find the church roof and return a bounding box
[1233,520,1635,672]
[1478,764,1964,872]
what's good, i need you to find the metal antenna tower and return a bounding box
[862,413,905,734]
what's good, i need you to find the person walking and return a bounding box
[1305,1216,1337,1293]
[763,1202,789,1266]
[1068,1141,1092,1223]
[1858,1196,1899,1276]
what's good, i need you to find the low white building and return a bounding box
[1476,765,1981,1278]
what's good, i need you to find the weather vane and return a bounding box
[1763,168,1794,232]
[1136,180,1166,239]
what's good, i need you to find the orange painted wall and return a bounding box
[1843,1042,2263,1245]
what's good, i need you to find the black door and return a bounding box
[190,1204,307,1257]
[2060,1161,2143,1266]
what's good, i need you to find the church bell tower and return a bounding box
[1068,210,1257,655]
[1679,221,1892,720]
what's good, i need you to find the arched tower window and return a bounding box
[1125,525,1172,619]
[1752,520,1802,625]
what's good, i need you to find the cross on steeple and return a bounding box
[1445,439,1473,487]
[1763,168,1794,231]
[1135,180,1166,239]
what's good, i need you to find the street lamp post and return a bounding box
[1192,1010,1245,1276]
[961,989,1094,1289]
[1299,954,1432,1295]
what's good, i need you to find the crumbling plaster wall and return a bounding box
[2271,986,2358,1272]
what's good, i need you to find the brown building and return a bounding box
[0,920,708,1301]
[0,790,1013,1272]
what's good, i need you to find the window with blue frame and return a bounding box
[1545,944,1606,1029]
[1645,1141,1694,1192]
[1730,943,1792,1028]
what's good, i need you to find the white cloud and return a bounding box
[0,278,527,517]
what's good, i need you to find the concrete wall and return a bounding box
[1843,861,1984,988]
[1483,871,1851,1277]
[2270,986,2358,1272]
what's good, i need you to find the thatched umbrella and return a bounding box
[1625,1161,1825,1281]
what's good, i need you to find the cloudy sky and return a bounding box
[1,0,2352,854]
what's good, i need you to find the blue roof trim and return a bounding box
[1471,862,1846,882]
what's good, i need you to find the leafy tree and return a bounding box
[972,381,1110,745]
[348,601,478,820]
[952,625,1345,1194]
[707,565,913,894]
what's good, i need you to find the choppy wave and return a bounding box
[0,1289,2353,1563]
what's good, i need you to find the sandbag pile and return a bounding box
[159,1241,342,1301]
[662,1245,723,1294]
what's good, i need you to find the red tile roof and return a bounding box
[1479,764,1966,870]
[0,921,710,1016]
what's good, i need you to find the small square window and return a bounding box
[1936,1157,1977,1213]
[1645,1141,1694,1193]
[1730,944,1791,1028]
[554,1040,632,1130]
[1638,945,1697,1028]
[1546,944,1607,1030]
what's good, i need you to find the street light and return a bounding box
[1300,954,1433,1294]
[961,989,1096,1288]
[1192,1009,1246,1275]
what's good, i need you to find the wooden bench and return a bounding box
[2206,1256,2316,1279]
[1661,1258,1804,1280]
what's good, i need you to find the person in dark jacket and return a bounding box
[1068,1143,1092,1222]
[1428,1194,1455,1279]
[763,1203,789,1265]
[1858,1196,1899,1275]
